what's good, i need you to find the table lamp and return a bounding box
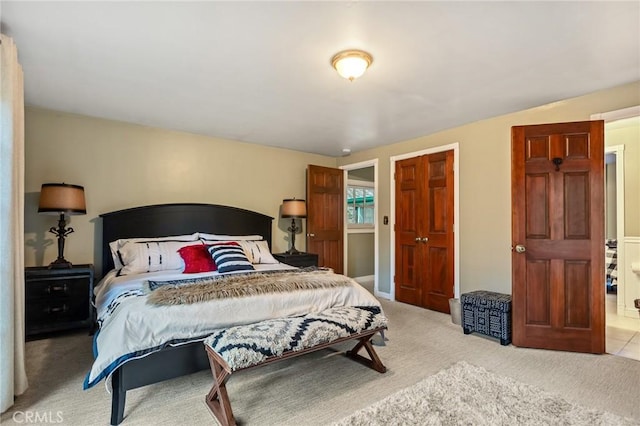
[38,183,86,268]
[281,198,307,255]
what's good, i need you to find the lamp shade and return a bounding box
[281,199,307,218]
[38,183,86,215]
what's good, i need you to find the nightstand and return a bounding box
[273,252,319,268]
[25,264,94,338]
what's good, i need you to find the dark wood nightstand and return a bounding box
[273,252,319,268]
[25,264,94,338]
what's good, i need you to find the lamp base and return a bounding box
[285,248,302,255]
[48,258,73,269]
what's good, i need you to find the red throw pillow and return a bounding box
[178,242,240,274]
[178,244,217,273]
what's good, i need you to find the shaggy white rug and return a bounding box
[333,361,638,426]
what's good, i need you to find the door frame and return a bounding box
[340,159,380,297]
[593,105,639,318]
[604,144,625,316]
[390,142,460,302]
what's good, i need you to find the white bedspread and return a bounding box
[85,264,382,389]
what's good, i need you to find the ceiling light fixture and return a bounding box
[331,49,373,81]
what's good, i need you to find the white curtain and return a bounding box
[0,33,28,413]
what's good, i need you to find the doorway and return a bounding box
[340,160,379,297]
[596,107,640,361]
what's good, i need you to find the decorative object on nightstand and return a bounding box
[38,182,86,268]
[281,198,307,255]
[273,252,318,268]
[24,264,94,338]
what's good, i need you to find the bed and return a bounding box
[85,203,383,425]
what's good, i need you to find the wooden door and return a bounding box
[511,120,605,353]
[395,151,454,312]
[423,151,455,312]
[395,156,422,305]
[307,165,344,274]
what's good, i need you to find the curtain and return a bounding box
[0,33,28,413]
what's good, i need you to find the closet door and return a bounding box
[395,156,424,305]
[395,151,454,313]
[422,151,455,312]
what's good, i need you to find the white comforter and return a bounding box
[85,264,382,388]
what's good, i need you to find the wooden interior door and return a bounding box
[307,165,344,274]
[511,120,605,353]
[395,151,454,312]
[395,156,422,305]
[424,151,455,312]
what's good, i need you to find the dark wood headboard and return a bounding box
[99,203,273,277]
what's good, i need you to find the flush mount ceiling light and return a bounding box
[331,49,373,81]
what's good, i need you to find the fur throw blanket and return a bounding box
[145,267,353,306]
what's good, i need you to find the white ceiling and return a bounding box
[2,1,639,157]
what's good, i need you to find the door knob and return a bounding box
[307,233,315,237]
[421,237,429,243]
[415,237,421,242]
[514,244,526,253]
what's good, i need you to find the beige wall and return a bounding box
[24,108,335,274]
[337,81,640,295]
[605,121,640,237]
[347,233,375,278]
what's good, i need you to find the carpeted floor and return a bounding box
[2,298,639,425]
[333,361,637,425]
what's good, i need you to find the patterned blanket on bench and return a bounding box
[204,306,387,371]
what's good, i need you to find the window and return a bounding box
[346,182,374,227]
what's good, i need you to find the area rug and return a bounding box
[333,361,638,426]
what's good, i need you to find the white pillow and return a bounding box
[117,240,197,275]
[239,240,279,264]
[109,233,199,269]
[198,233,263,242]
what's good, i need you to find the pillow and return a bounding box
[178,243,217,274]
[239,240,278,264]
[118,240,196,275]
[109,233,199,269]
[199,233,263,242]
[208,243,255,274]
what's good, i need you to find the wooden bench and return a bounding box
[203,306,388,426]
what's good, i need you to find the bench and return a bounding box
[203,306,388,426]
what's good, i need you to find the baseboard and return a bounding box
[621,307,640,319]
[375,290,391,300]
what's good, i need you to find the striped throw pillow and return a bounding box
[208,243,255,274]
[118,240,195,276]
